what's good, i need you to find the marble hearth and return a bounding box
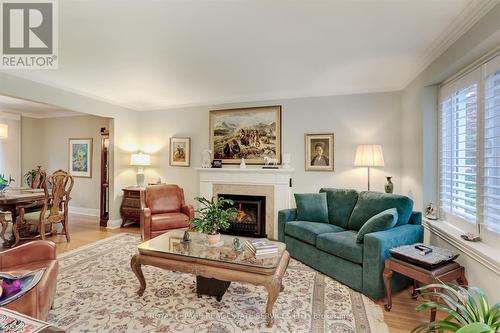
[196,167,294,240]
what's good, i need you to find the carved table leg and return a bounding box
[411,280,419,299]
[265,279,282,328]
[0,213,8,242]
[457,267,468,287]
[130,254,146,296]
[383,266,393,311]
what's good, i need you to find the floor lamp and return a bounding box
[354,144,384,191]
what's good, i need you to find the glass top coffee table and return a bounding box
[131,230,290,328]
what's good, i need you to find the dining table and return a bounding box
[0,188,47,248]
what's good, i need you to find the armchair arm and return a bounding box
[181,205,194,219]
[362,224,423,299]
[0,240,56,270]
[409,211,422,225]
[278,208,297,242]
[140,207,152,241]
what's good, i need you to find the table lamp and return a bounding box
[130,152,151,187]
[354,144,384,191]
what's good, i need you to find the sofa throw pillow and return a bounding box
[294,193,329,223]
[356,208,398,243]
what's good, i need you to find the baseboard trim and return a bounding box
[106,219,122,229]
[69,206,99,217]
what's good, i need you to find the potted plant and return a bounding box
[189,196,238,246]
[412,283,500,333]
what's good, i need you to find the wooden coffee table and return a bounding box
[130,230,290,327]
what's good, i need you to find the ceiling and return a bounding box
[1,0,497,111]
[0,95,83,118]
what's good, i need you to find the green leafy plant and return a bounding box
[413,283,500,333]
[189,196,238,235]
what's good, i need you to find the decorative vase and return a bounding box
[206,233,222,247]
[240,158,246,169]
[232,237,242,251]
[385,176,394,194]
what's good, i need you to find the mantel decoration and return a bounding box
[189,196,238,247]
[305,133,335,171]
[0,174,9,194]
[68,138,93,178]
[170,137,191,167]
[209,105,282,165]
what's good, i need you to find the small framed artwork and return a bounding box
[305,133,334,171]
[211,159,222,168]
[69,138,93,178]
[170,137,191,167]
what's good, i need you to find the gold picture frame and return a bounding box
[209,105,282,165]
[170,137,191,167]
[305,133,334,171]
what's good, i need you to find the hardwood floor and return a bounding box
[2,213,433,332]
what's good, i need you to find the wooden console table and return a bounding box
[120,187,144,227]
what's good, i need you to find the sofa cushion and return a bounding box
[294,193,329,223]
[319,188,359,228]
[151,213,189,231]
[356,208,398,243]
[316,231,363,264]
[285,221,344,245]
[347,191,413,231]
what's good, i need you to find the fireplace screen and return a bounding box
[218,194,266,237]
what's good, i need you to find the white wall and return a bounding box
[0,114,21,187]
[401,3,500,302]
[140,92,403,206]
[21,115,110,211]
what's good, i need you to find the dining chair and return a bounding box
[0,212,9,241]
[23,166,47,189]
[17,170,74,242]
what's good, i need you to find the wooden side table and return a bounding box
[120,187,145,227]
[383,258,467,322]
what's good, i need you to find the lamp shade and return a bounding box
[0,123,7,140]
[130,152,151,166]
[354,144,385,167]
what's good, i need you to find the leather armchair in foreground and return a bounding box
[140,184,194,240]
[0,240,58,320]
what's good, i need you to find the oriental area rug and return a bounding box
[48,233,388,333]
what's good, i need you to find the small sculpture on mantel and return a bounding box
[201,149,212,168]
[240,158,246,169]
[263,156,278,169]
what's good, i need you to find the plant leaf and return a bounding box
[456,322,492,333]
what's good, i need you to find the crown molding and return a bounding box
[403,0,499,88]
[0,108,85,119]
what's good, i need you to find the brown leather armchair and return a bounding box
[0,240,58,320]
[140,184,194,240]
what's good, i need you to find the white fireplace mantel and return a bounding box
[196,167,295,239]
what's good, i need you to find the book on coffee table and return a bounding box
[245,238,278,256]
[0,269,45,307]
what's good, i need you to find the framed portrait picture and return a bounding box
[69,138,93,177]
[305,133,334,171]
[209,105,282,165]
[170,137,191,167]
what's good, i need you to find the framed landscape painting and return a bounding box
[305,133,334,171]
[209,106,282,165]
[69,138,93,177]
[170,137,191,167]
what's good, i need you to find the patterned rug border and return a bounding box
[56,233,389,333]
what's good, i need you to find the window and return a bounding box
[439,53,500,238]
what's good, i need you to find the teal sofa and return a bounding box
[278,188,423,299]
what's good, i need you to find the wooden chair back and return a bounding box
[40,170,74,222]
[24,166,47,189]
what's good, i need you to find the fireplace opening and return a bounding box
[218,194,266,238]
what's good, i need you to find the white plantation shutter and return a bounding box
[439,81,479,225]
[483,54,500,233]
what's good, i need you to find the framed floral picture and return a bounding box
[209,105,282,165]
[305,133,334,171]
[170,137,191,167]
[69,138,93,177]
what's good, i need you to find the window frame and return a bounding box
[438,51,500,245]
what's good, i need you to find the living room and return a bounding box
[0,1,499,332]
